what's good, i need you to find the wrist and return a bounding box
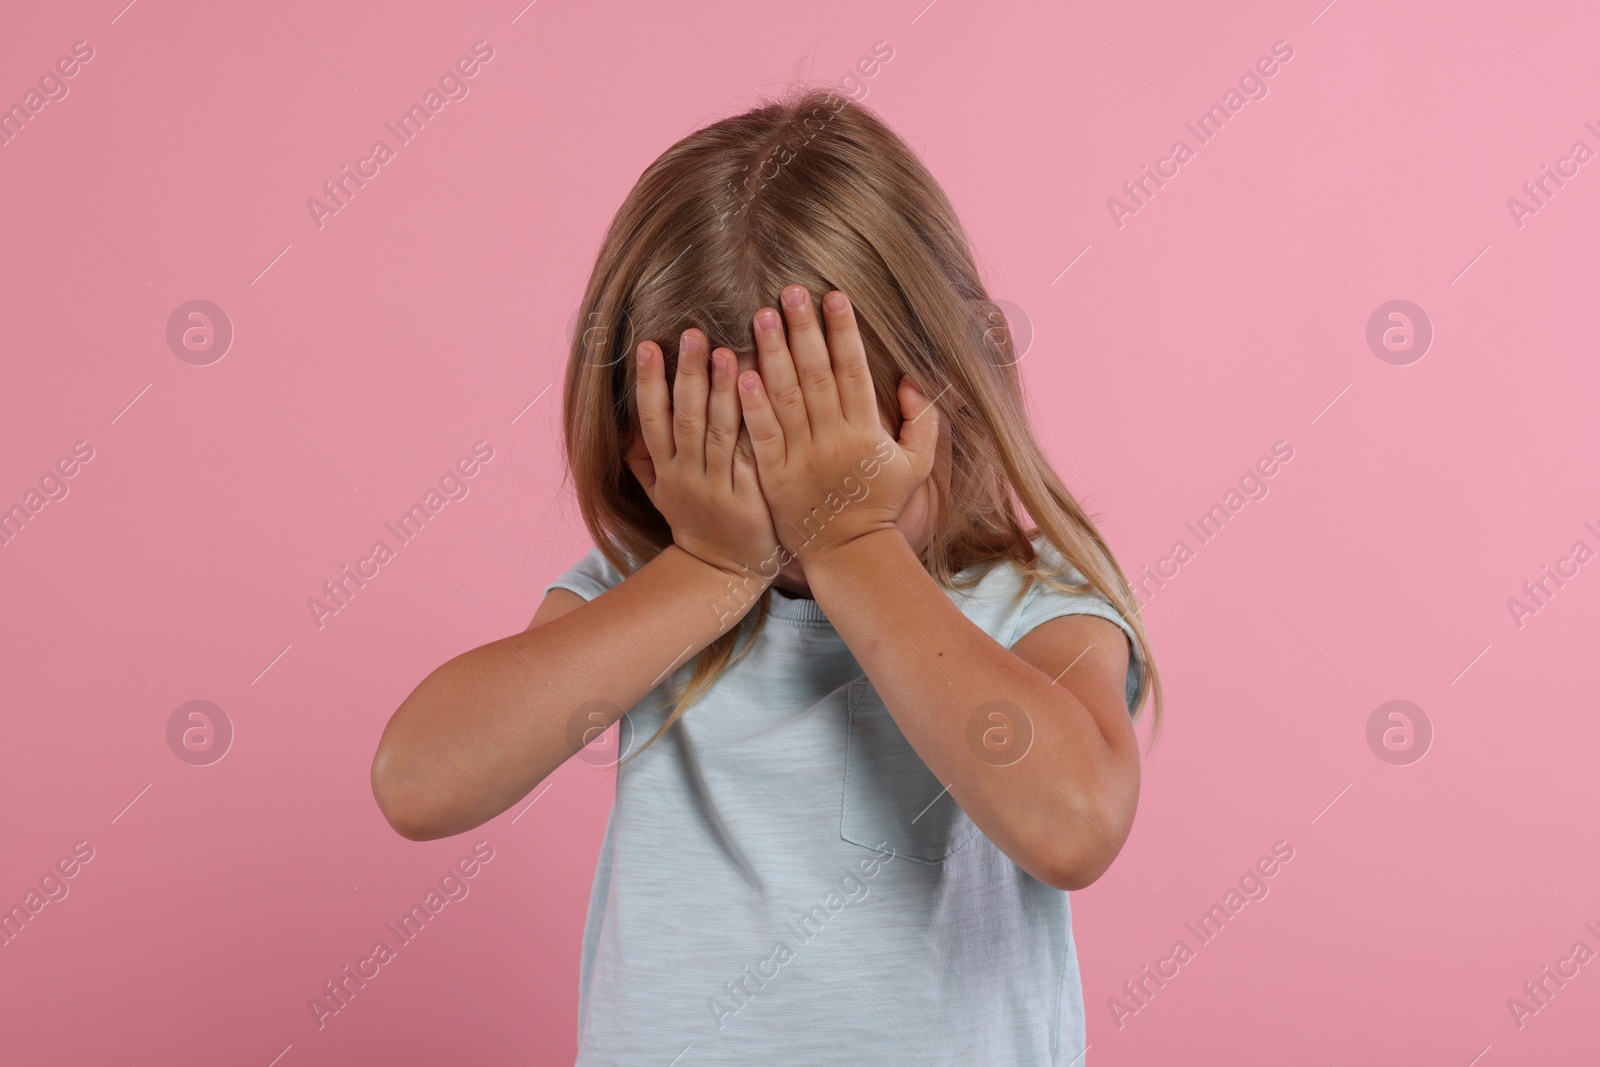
[668,537,781,587]
[665,544,777,632]
[794,523,907,575]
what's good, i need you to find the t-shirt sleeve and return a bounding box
[1004,541,1147,715]
[543,543,629,602]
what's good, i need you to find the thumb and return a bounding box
[895,376,940,474]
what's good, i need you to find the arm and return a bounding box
[803,530,1139,891]
[370,545,766,841]
[735,285,1140,890]
[372,325,781,841]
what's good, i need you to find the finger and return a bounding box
[753,306,810,444]
[778,285,842,429]
[896,376,940,479]
[731,423,762,497]
[672,330,710,471]
[819,290,878,429]
[634,341,675,463]
[705,347,740,486]
[737,369,787,473]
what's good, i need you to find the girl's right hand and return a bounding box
[627,329,782,581]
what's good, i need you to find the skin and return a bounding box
[619,340,939,598]
[371,286,1140,891]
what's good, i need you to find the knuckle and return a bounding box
[839,360,871,384]
[672,408,701,436]
[801,366,834,390]
[769,381,804,408]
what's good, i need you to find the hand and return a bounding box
[735,287,939,564]
[627,329,783,581]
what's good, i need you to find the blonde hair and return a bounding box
[559,86,1163,761]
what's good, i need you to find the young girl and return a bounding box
[372,86,1161,1066]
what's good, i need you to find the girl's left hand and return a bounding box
[735,286,940,564]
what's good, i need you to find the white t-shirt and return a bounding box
[545,535,1144,1066]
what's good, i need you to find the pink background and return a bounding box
[3,0,1597,1063]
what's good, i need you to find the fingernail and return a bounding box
[740,372,760,393]
[636,345,652,364]
[757,309,779,332]
[711,352,727,374]
[782,287,807,307]
[824,292,847,312]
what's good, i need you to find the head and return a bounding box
[562,86,1162,754]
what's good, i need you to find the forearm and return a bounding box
[804,529,1133,888]
[372,544,766,840]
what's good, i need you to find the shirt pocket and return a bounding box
[841,677,982,863]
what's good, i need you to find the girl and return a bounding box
[372,86,1161,1066]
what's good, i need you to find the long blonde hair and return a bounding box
[560,86,1163,760]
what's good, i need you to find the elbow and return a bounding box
[370,746,447,842]
[1035,841,1118,892]
[1032,793,1136,892]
